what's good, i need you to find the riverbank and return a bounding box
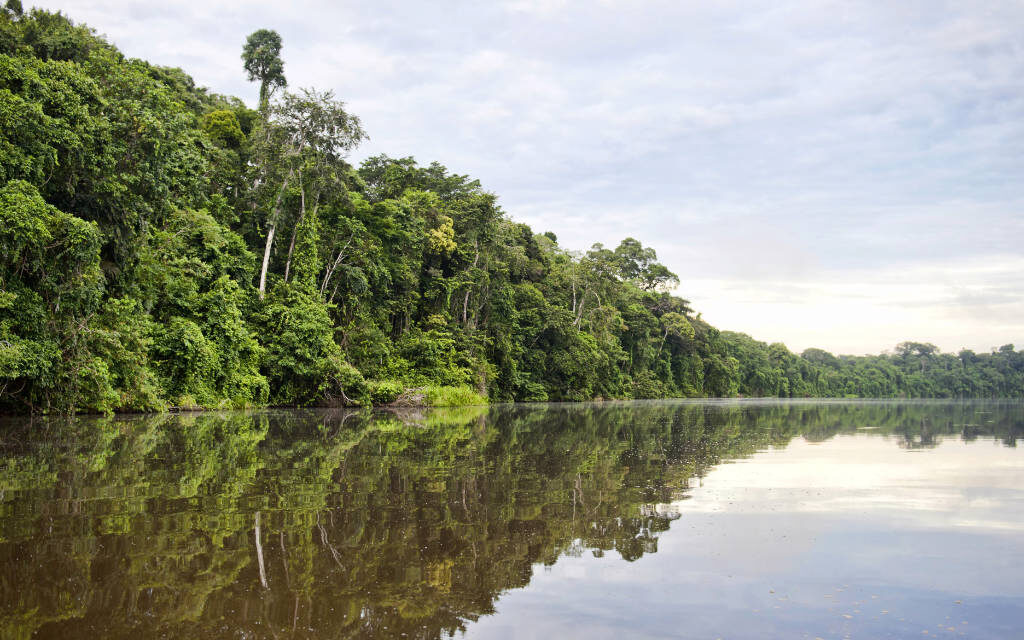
[130,383,489,416]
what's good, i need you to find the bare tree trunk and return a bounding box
[574,290,587,327]
[254,511,268,588]
[316,512,346,569]
[280,531,290,587]
[574,289,601,329]
[258,225,276,299]
[284,228,298,283]
[320,232,354,294]
[257,170,292,299]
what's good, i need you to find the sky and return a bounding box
[32,0,1024,355]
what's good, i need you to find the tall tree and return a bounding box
[242,29,286,112]
[252,89,365,298]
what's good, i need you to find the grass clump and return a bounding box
[424,385,487,407]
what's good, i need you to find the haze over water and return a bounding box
[1,400,1022,639]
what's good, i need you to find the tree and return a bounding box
[0,180,105,411]
[4,7,1024,412]
[613,238,679,291]
[242,29,286,112]
[252,89,365,298]
[657,311,693,356]
[3,0,22,18]
[895,341,938,373]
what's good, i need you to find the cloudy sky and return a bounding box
[34,0,1024,355]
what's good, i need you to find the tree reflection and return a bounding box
[0,400,1021,638]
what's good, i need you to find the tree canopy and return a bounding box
[242,28,286,111]
[0,9,1021,414]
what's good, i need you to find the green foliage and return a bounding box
[201,109,244,147]
[253,283,362,406]
[425,213,457,255]
[424,385,487,407]
[0,179,105,412]
[90,297,164,411]
[367,379,405,404]
[142,208,267,408]
[1,8,1020,414]
[3,402,1020,637]
[241,28,285,110]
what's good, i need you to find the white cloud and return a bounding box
[30,0,1024,354]
[682,256,1024,354]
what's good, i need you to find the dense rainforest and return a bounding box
[1,6,1022,414]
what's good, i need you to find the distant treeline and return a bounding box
[1,7,1022,413]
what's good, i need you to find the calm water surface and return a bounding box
[1,400,1022,639]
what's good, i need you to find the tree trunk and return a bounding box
[280,530,290,587]
[657,327,669,357]
[257,170,292,299]
[257,223,276,299]
[574,297,585,327]
[574,287,589,327]
[254,511,268,588]
[283,233,296,282]
[321,232,355,295]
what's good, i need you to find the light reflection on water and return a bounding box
[0,400,1022,639]
[468,433,1024,639]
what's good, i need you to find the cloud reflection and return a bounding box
[672,435,1024,533]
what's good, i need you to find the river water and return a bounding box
[1,400,1022,639]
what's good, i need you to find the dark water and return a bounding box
[1,401,1023,639]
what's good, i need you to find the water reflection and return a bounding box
[0,401,1022,639]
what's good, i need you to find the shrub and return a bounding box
[367,379,404,405]
[424,385,487,407]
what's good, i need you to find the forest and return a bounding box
[1,6,1022,414]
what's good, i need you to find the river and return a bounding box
[1,400,1022,638]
